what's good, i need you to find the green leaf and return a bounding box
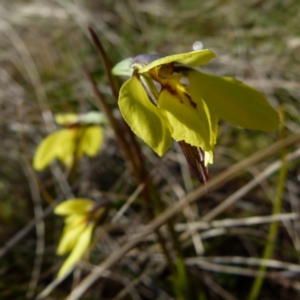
[188,71,280,131]
[140,49,216,73]
[118,76,173,156]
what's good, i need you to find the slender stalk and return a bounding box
[88,27,120,100]
[85,30,176,275]
[83,67,140,179]
[247,108,287,300]
[86,28,148,197]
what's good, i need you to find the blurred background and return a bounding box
[0,0,300,299]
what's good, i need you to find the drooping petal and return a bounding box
[56,217,86,255]
[80,126,103,157]
[139,50,216,73]
[186,78,219,148]
[188,71,280,131]
[57,223,94,278]
[158,85,215,152]
[33,129,75,171]
[54,199,95,216]
[118,76,173,156]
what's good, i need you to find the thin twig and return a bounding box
[87,26,120,100]
[85,31,175,274]
[112,183,145,223]
[176,213,300,231]
[192,256,300,272]
[83,66,139,179]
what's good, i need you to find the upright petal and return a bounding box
[188,71,279,131]
[139,50,216,73]
[119,76,173,156]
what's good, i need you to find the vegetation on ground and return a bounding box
[0,0,300,299]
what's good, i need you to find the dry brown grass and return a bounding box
[0,0,300,299]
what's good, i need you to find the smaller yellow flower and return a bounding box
[54,198,104,278]
[33,112,105,171]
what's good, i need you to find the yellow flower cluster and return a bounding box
[113,50,279,165]
[33,112,104,170]
[54,199,104,278]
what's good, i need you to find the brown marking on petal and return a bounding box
[66,124,79,129]
[184,91,197,108]
[163,84,177,97]
[163,84,197,108]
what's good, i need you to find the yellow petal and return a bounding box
[58,128,82,166]
[204,150,213,165]
[57,223,94,278]
[79,126,103,157]
[139,50,216,73]
[158,84,216,152]
[119,76,173,156]
[33,129,75,171]
[57,217,86,255]
[188,71,279,131]
[54,199,95,216]
[55,113,79,126]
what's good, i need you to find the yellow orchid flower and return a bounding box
[54,198,104,278]
[112,50,279,161]
[33,112,105,171]
[113,50,279,184]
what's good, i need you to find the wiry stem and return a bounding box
[247,107,287,300]
[86,28,176,275]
